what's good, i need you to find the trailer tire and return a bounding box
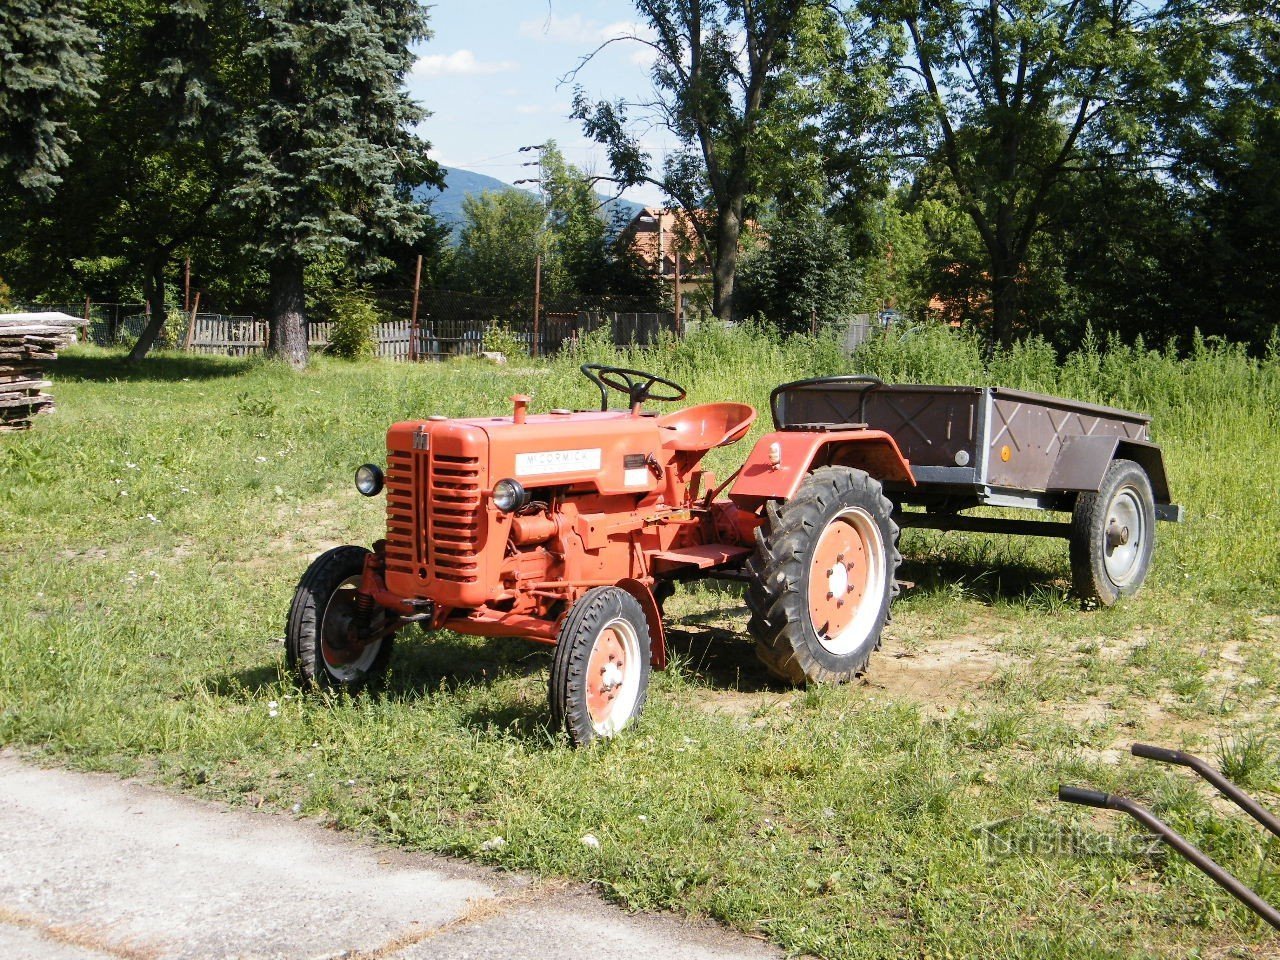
[550,586,651,747]
[1070,459,1156,606]
[286,545,394,691]
[746,466,900,685]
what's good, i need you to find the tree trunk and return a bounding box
[989,261,1021,348]
[126,260,170,362]
[712,201,743,322]
[268,253,308,368]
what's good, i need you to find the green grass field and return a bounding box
[3,324,1279,958]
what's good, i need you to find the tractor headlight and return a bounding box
[491,478,530,513]
[354,463,384,497]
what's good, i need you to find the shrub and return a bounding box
[483,320,529,360]
[327,292,380,359]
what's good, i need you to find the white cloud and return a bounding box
[519,13,598,45]
[412,50,518,78]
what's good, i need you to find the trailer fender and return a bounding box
[616,577,667,670]
[1046,435,1172,503]
[727,430,914,510]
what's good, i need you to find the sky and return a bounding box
[406,1,671,206]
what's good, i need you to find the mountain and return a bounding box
[416,166,647,240]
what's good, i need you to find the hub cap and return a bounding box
[586,618,643,736]
[808,507,887,656]
[1103,487,1146,585]
[320,575,383,682]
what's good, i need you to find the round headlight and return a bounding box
[355,463,384,497]
[491,478,529,513]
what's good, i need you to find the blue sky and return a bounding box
[406,1,671,206]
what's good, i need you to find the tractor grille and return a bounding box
[384,450,419,577]
[428,453,482,582]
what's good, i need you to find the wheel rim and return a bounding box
[320,575,383,683]
[1103,486,1146,586]
[585,617,643,736]
[807,507,887,656]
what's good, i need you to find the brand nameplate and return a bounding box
[515,448,602,476]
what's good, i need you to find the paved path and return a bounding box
[0,754,781,960]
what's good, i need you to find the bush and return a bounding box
[327,292,380,359]
[483,320,529,360]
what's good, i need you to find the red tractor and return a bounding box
[287,365,1177,745]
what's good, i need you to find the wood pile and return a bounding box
[0,313,79,431]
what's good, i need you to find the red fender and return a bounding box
[727,429,914,510]
[616,577,667,670]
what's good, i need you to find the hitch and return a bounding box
[1060,743,1280,931]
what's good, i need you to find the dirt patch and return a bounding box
[862,631,1017,710]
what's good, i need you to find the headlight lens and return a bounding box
[355,463,384,497]
[491,478,529,513]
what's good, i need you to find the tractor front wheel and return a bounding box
[746,466,900,685]
[286,545,395,691]
[550,586,652,747]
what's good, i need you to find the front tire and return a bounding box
[1070,459,1156,606]
[549,587,652,747]
[746,466,900,684]
[286,545,395,691]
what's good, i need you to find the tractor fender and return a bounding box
[1045,435,1172,503]
[727,429,914,510]
[616,577,667,670]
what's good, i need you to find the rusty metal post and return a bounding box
[409,254,423,362]
[811,307,818,337]
[532,253,542,358]
[82,296,91,342]
[674,252,682,336]
[182,292,201,351]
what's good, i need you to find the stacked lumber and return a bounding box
[0,313,79,431]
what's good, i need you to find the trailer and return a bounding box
[771,376,1183,605]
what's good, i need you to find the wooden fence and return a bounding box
[185,311,679,359]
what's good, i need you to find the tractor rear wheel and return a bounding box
[286,545,395,691]
[746,466,900,684]
[549,586,651,747]
[1069,458,1156,606]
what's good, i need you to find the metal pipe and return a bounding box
[1059,785,1280,931]
[1132,743,1280,840]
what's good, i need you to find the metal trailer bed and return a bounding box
[772,377,1183,542]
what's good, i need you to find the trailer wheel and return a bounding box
[746,466,900,684]
[550,586,651,747]
[286,545,394,691]
[1070,459,1156,606]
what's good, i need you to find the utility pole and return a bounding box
[532,253,542,358]
[674,252,682,336]
[409,254,423,362]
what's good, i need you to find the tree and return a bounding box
[571,0,850,322]
[736,204,861,332]
[0,0,100,199]
[865,0,1169,345]
[449,190,549,300]
[229,0,440,367]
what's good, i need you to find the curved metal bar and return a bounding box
[1059,785,1280,931]
[1132,743,1280,840]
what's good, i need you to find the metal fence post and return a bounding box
[409,255,422,362]
[532,254,542,358]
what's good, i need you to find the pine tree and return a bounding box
[231,0,440,367]
[0,0,100,198]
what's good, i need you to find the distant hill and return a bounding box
[417,166,646,240]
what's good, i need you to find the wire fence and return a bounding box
[13,292,879,359]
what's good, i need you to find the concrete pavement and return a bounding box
[0,753,782,960]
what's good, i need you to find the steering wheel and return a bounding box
[581,363,687,412]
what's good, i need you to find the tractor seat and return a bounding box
[657,402,757,452]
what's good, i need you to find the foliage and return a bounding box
[225,0,441,366]
[0,0,100,197]
[325,292,381,359]
[450,190,549,300]
[482,320,530,361]
[572,0,856,321]
[736,204,861,332]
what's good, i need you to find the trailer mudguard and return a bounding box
[727,429,914,510]
[1046,435,1173,503]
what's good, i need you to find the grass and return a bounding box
[3,324,1280,958]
